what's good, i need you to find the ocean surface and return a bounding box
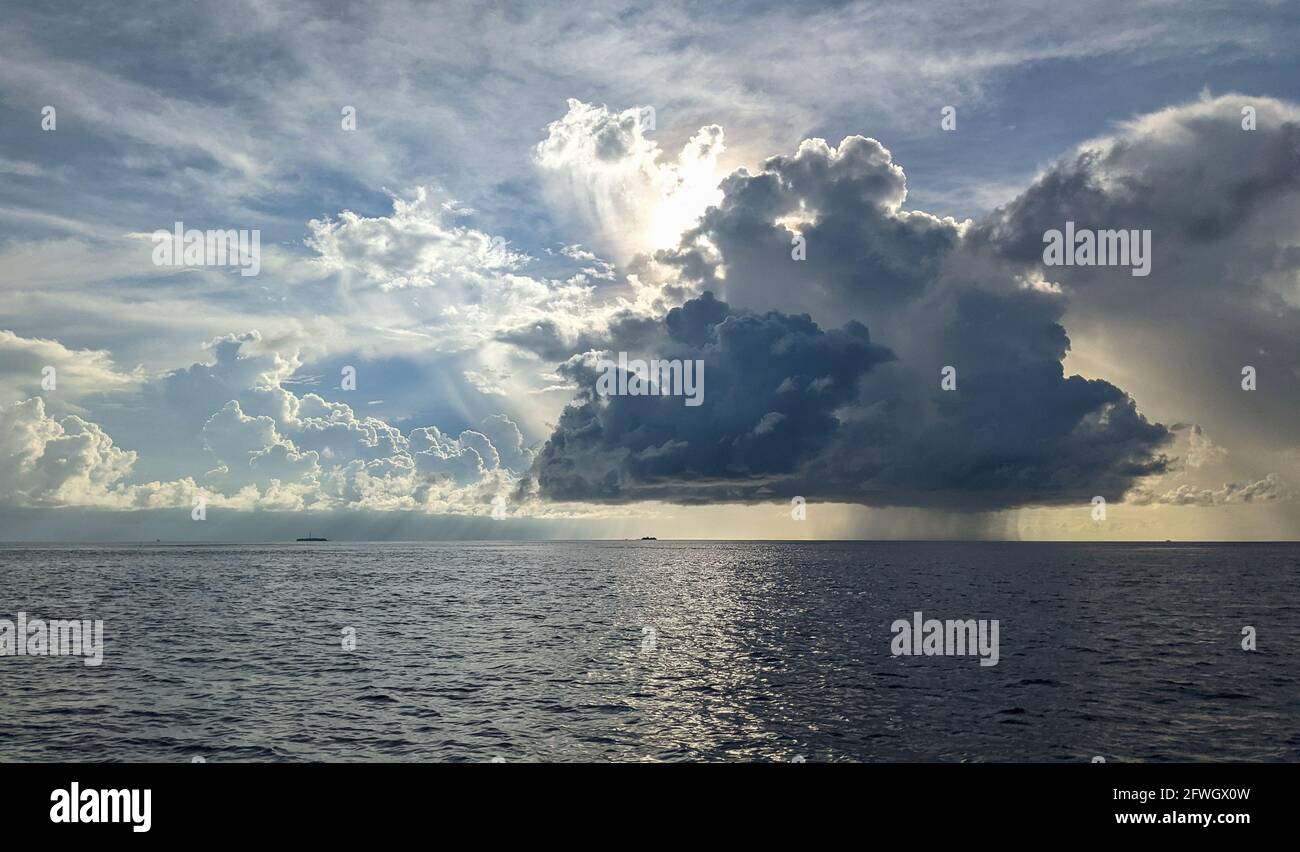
[1,541,1297,762]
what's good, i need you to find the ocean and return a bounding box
[1,541,1296,762]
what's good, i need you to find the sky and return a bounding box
[1,0,1299,541]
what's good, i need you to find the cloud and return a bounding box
[462,368,510,396]
[201,400,322,490]
[532,131,1175,509]
[0,396,195,509]
[532,291,894,503]
[0,0,1295,544]
[1173,423,1229,470]
[0,157,41,177]
[0,330,141,407]
[971,93,1300,460]
[477,413,536,473]
[306,187,527,292]
[20,94,1293,523]
[660,134,966,322]
[536,99,725,262]
[294,186,641,373]
[0,327,541,516]
[1128,473,1290,507]
[529,95,1300,517]
[0,397,135,506]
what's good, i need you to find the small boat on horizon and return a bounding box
[640,536,657,540]
[296,533,328,542]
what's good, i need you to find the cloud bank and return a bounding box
[526,128,1182,509]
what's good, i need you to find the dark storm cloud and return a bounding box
[970,95,1300,456]
[532,292,894,503]
[530,289,1168,507]
[530,132,1174,508]
[972,105,1300,261]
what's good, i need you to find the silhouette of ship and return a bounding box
[640,536,657,540]
[296,532,328,541]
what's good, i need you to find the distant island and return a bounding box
[640,536,657,540]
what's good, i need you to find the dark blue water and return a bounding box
[1,541,1296,762]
